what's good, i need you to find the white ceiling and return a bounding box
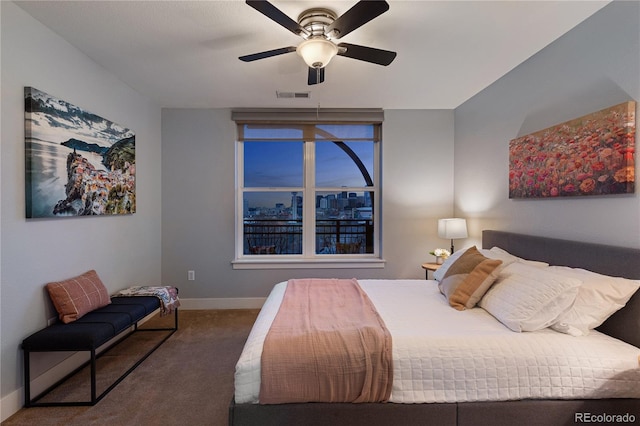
[15,0,610,109]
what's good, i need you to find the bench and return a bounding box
[22,294,178,407]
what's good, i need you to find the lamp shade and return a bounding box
[297,38,338,68]
[438,218,468,239]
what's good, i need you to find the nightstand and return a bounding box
[421,262,442,280]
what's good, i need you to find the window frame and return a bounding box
[231,112,385,269]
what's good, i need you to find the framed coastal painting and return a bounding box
[25,87,136,218]
[509,101,636,199]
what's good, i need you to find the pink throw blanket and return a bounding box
[259,278,393,404]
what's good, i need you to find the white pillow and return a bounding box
[497,261,549,277]
[479,265,581,332]
[548,266,640,336]
[488,247,550,268]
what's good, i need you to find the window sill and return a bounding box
[231,257,386,270]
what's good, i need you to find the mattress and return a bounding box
[234,279,640,404]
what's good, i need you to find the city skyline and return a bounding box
[244,190,372,218]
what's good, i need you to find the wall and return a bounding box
[6,0,633,420]
[454,1,640,249]
[0,2,162,419]
[161,108,455,302]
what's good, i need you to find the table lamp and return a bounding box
[438,218,468,253]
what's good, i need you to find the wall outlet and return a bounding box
[188,270,195,281]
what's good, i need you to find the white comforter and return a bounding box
[234,279,640,404]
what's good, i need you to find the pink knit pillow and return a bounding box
[46,270,111,323]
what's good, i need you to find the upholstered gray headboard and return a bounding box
[482,230,640,348]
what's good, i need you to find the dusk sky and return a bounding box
[243,141,374,209]
[243,141,373,188]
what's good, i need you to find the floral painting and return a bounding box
[25,87,135,218]
[509,101,636,198]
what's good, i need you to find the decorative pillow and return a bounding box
[434,246,546,282]
[479,265,581,332]
[432,249,465,282]
[548,266,640,336]
[438,246,504,310]
[46,270,111,323]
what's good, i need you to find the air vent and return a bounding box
[276,91,311,99]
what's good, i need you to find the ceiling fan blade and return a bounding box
[326,0,389,39]
[246,0,310,37]
[337,43,396,66]
[239,46,297,62]
[308,67,325,85]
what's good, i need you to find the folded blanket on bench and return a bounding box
[112,286,180,316]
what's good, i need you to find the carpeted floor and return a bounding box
[3,309,260,426]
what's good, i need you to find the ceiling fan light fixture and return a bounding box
[297,38,338,68]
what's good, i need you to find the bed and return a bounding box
[229,230,640,426]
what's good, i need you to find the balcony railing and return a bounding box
[244,219,373,255]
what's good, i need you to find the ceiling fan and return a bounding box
[239,0,397,85]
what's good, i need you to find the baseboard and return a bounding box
[179,297,266,310]
[1,388,23,422]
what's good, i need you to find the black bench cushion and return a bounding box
[110,296,160,315]
[22,296,161,352]
[93,303,148,322]
[22,322,117,351]
[75,312,136,336]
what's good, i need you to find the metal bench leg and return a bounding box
[24,349,32,407]
[91,349,97,404]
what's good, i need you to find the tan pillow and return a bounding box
[46,270,111,323]
[438,246,503,310]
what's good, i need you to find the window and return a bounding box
[232,111,383,268]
